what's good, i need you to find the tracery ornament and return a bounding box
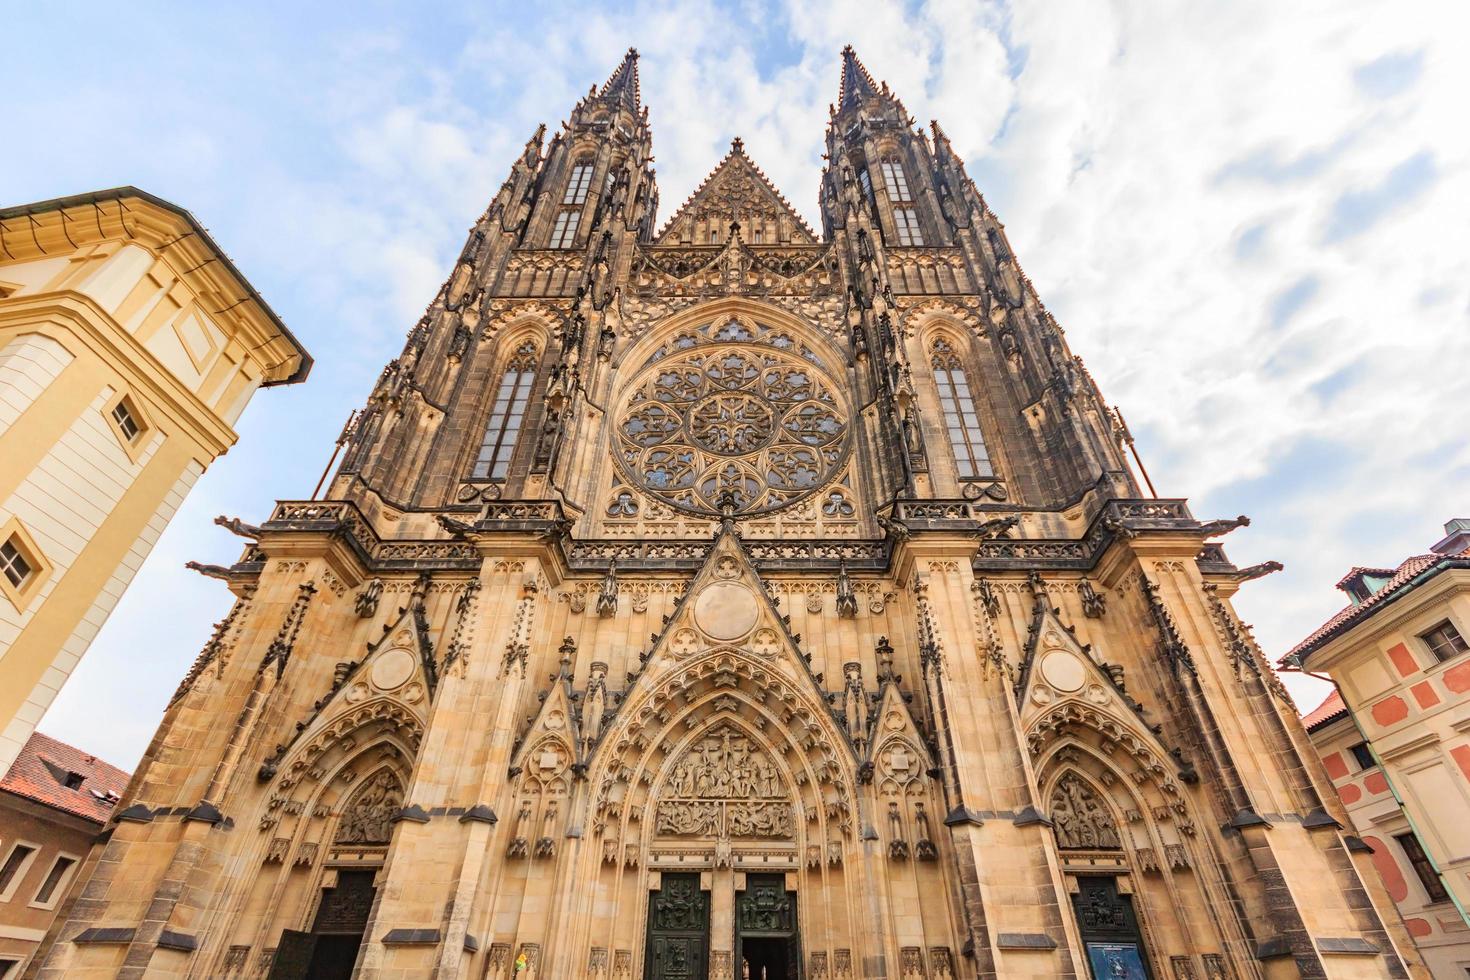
[1049,771,1121,850]
[614,323,850,516]
[334,769,404,844]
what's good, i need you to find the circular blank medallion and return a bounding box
[1039,650,1087,693]
[370,648,416,691]
[693,581,760,641]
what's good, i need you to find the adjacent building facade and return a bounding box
[0,188,312,774]
[0,732,130,977]
[27,50,1429,979]
[1287,520,1470,976]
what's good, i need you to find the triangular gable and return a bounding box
[1014,590,1196,784]
[622,525,829,710]
[656,139,817,245]
[511,638,583,775]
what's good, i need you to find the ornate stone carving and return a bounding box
[613,335,850,516]
[1050,772,1121,850]
[333,770,403,844]
[655,726,793,838]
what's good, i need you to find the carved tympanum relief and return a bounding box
[655,724,793,839]
[1050,771,1121,850]
[334,769,404,844]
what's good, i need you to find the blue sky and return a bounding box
[6,0,1468,768]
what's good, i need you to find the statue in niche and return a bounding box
[1050,772,1122,850]
[842,662,869,753]
[334,770,403,844]
[580,662,609,757]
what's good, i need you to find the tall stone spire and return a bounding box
[837,44,881,110]
[599,46,641,110]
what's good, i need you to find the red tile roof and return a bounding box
[1282,546,1470,667]
[0,731,131,825]
[1301,689,1347,731]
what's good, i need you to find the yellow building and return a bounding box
[0,188,311,774]
[26,51,1430,979]
[1286,519,1470,976]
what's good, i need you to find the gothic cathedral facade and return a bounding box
[31,49,1428,980]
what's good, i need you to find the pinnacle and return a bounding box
[599,47,642,109]
[837,44,880,109]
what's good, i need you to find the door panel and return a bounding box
[646,873,711,980]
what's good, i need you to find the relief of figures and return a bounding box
[1050,772,1122,850]
[654,726,793,838]
[665,727,783,800]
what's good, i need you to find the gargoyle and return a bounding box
[1197,515,1251,537]
[1227,560,1284,583]
[214,515,263,538]
[185,561,232,582]
[970,515,1020,540]
[436,514,475,539]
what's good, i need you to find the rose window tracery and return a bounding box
[615,333,849,516]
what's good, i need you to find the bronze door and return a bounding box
[267,869,377,980]
[736,874,799,980]
[1072,875,1153,980]
[645,873,710,980]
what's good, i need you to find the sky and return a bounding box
[6,0,1468,771]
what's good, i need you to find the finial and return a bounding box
[731,136,744,154]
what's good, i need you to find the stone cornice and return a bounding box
[232,496,1241,582]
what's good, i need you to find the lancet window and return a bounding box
[550,209,581,248]
[471,342,538,480]
[893,207,923,246]
[931,338,991,479]
[564,161,594,205]
[880,159,911,202]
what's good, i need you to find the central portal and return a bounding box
[736,874,800,980]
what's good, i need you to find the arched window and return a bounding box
[563,161,594,204]
[931,339,992,479]
[549,209,580,248]
[880,159,911,202]
[892,208,923,246]
[471,342,538,480]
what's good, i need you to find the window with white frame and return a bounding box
[470,342,538,480]
[1421,620,1468,663]
[550,209,581,249]
[0,522,49,612]
[30,853,77,908]
[880,159,912,202]
[0,842,37,901]
[1,538,33,591]
[893,207,923,246]
[563,162,594,204]
[931,339,992,480]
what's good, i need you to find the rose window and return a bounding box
[615,343,849,516]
